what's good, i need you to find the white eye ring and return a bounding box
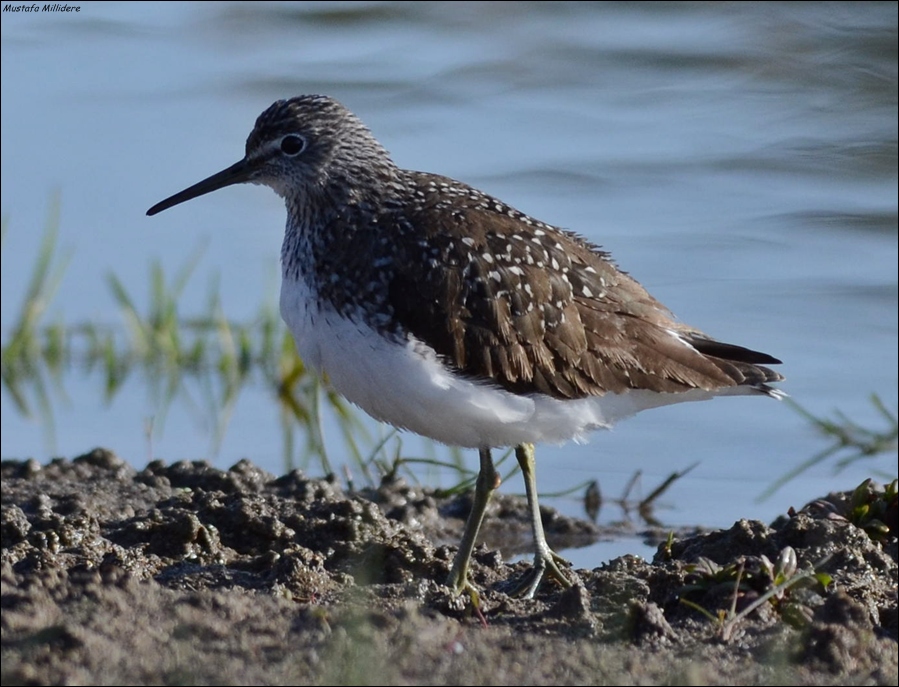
[279,134,306,156]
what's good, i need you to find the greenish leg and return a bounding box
[509,442,575,598]
[446,447,500,594]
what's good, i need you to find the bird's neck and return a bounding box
[279,168,405,295]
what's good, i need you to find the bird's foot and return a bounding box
[507,547,575,599]
[445,568,478,599]
[445,570,489,625]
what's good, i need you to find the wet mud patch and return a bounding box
[2,449,896,685]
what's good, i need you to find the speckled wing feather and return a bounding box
[389,172,782,400]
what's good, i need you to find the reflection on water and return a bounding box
[1,2,896,542]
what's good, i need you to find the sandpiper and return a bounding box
[148,95,784,598]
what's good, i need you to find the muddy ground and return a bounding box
[1,448,896,685]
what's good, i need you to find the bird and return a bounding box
[147,95,784,599]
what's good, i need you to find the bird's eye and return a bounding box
[280,134,306,156]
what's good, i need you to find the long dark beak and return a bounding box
[147,158,254,216]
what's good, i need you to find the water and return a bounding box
[2,2,896,567]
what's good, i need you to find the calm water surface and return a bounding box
[2,2,896,565]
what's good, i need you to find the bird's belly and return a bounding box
[280,276,732,449]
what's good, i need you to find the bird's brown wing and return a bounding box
[388,173,782,400]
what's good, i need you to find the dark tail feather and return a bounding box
[686,336,782,366]
[685,335,785,392]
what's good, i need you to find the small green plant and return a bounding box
[845,478,897,540]
[679,546,832,638]
[798,478,897,542]
[1,197,72,438]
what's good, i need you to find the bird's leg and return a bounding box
[446,447,500,595]
[509,442,575,598]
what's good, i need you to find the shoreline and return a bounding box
[2,449,896,685]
